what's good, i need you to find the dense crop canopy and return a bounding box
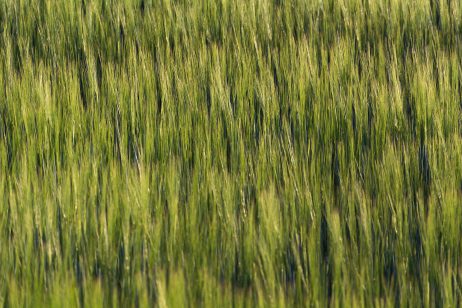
[0,0,461,306]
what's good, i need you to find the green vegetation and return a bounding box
[0,0,461,306]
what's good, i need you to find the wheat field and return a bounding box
[0,0,461,306]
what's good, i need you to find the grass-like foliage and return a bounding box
[0,0,461,306]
